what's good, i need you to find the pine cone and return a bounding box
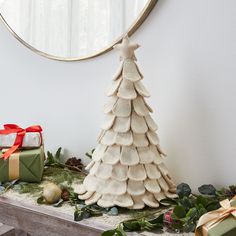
[229,185,236,195]
[65,157,84,171]
[61,188,70,201]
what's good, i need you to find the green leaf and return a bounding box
[186,208,197,219]
[85,152,92,158]
[116,225,127,236]
[229,185,236,194]
[123,221,141,231]
[176,183,191,198]
[173,205,186,218]
[171,222,184,230]
[198,207,207,217]
[74,210,91,221]
[183,222,196,232]
[196,195,208,207]
[180,196,193,210]
[55,147,62,160]
[198,184,216,196]
[160,198,178,206]
[149,214,164,225]
[101,229,116,236]
[206,201,220,211]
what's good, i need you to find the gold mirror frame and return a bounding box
[0,0,157,61]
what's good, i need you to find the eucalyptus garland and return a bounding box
[101,183,236,236]
[0,148,235,236]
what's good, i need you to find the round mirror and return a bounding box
[0,0,157,61]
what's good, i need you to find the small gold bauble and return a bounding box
[42,183,62,204]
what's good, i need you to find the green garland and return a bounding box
[0,148,235,236]
[101,183,236,235]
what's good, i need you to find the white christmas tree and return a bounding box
[77,36,176,209]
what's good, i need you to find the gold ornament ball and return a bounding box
[42,183,62,204]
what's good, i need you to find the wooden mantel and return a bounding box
[0,195,193,236]
[0,197,110,236]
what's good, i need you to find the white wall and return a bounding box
[1,0,236,190]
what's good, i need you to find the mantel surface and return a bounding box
[0,191,194,236]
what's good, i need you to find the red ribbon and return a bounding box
[0,124,42,160]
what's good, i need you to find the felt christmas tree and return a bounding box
[77,36,176,209]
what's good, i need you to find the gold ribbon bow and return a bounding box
[195,196,236,236]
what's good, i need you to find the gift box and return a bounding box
[0,124,43,160]
[196,196,236,236]
[0,147,45,183]
[0,132,42,148]
[0,124,42,149]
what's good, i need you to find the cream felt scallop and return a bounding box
[138,147,154,164]
[97,194,116,208]
[145,115,158,131]
[112,61,124,81]
[133,96,150,116]
[158,177,169,192]
[102,145,120,165]
[89,161,101,175]
[107,77,122,96]
[120,146,139,166]
[144,99,153,113]
[134,81,150,97]
[100,130,116,145]
[133,133,149,147]
[95,163,112,179]
[154,192,166,202]
[116,131,133,146]
[122,59,142,82]
[78,191,94,200]
[85,192,102,206]
[113,117,130,133]
[127,180,145,196]
[131,112,148,133]
[142,193,159,208]
[101,113,115,130]
[144,179,161,194]
[74,184,86,195]
[145,164,161,179]
[97,130,105,143]
[147,130,159,145]
[78,36,176,209]
[104,96,118,114]
[114,194,133,208]
[83,175,98,192]
[92,144,107,161]
[104,179,127,195]
[85,160,95,171]
[150,145,163,165]
[128,164,147,181]
[131,195,145,209]
[117,78,137,99]
[112,163,128,181]
[112,98,131,117]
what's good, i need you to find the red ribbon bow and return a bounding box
[0,124,42,160]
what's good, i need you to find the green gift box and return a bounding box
[196,197,236,236]
[0,147,44,183]
[206,215,236,236]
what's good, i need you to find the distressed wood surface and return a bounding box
[0,197,110,236]
[0,197,194,236]
[0,222,15,236]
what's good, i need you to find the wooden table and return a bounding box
[0,197,110,236]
